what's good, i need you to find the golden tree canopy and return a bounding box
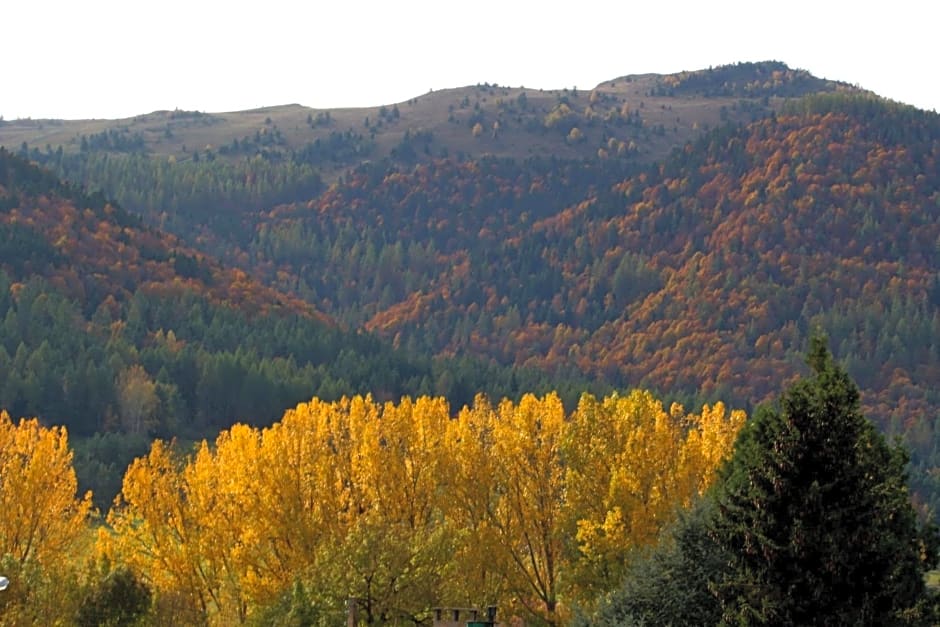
[0,411,93,569]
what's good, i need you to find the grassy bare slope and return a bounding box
[0,63,861,174]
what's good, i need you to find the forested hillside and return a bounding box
[223,96,940,415]
[0,149,600,507]
[235,95,940,509]
[2,61,940,624]
[5,67,940,512]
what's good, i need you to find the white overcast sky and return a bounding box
[3,0,935,120]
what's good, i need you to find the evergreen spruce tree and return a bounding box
[588,499,725,626]
[709,336,938,625]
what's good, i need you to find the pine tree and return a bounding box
[709,336,939,625]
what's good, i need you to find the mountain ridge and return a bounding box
[0,61,864,173]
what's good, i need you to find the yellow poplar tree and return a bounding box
[104,440,218,624]
[183,424,264,623]
[116,364,159,435]
[245,397,358,604]
[0,412,94,624]
[443,395,506,609]
[562,391,745,605]
[493,393,568,625]
[103,390,744,623]
[330,396,457,624]
[0,411,93,568]
[448,393,569,625]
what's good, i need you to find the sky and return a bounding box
[4,0,936,120]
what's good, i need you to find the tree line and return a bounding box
[2,388,743,624]
[1,343,937,625]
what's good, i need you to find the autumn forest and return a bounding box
[1,61,939,624]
